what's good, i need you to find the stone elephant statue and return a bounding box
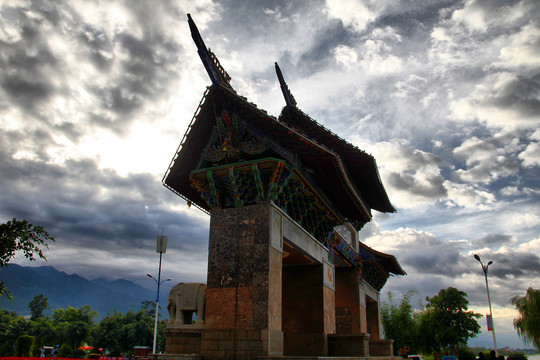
[167,282,206,325]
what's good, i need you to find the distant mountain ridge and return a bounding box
[0,264,164,319]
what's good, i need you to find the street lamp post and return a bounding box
[148,235,170,354]
[474,254,497,355]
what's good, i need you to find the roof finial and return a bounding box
[188,14,232,89]
[275,62,297,107]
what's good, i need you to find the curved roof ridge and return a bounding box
[358,240,406,275]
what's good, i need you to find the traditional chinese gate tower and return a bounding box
[162,15,405,360]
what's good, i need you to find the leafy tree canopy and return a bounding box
[512,287,540,350]
[0,218,55,297]
[29,294,49,321]
[53,305,97,350]
[0,302,166,357]
[424,287,482,354]
[381,290,420,355]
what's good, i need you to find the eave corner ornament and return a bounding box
[202,110,269,163]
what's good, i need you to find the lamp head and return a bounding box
[488,260,493,266]
[147,274,152,278]
[474,254,481,261]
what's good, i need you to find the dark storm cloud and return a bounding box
[0,128,55,164]
[0,0,185,136]
[404,249,462,276]
[486,74,540,120]
[376,228,540,307]
[369,0,458,50]
[387,172,447,198]
[206,0,343,76]
[0,5,58,111]
[297,20,353,75]
[489,252,540,279]
[385,147,448,199]
[0,129,208,255]
[211,0,315,36]
[474,233,513,248]
[464,249,540,306]
[78,25,114,71]
[378,230,467,277]
[2,76,52,105]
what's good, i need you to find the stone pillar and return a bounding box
[202,203,283,360]
[335,267,362,334]
[282,261,335,356]
[359,286,368,334]
[367,298,381,340]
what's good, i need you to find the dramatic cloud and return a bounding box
[1,0,538,349]
[452,134,521,185]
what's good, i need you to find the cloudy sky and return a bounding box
[1,0,539,349]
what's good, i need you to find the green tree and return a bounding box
[53,305,96,349]
[456,346,477,360]
[29,317,57,354]
[424,287,482,355]
[90,311,123,356]
[0,309,18,355]
[58,343,73,357]
[0,218,55,298]
[157,319,166,353]
[92,307,156,356]
[381,290,420,355]
[29,294,49,320]
[3,315,32,354]
[14,334,34,356]
[120,310,154,351]
[141,300,156,317]
[511,287,540,349]
[417,307,439,353]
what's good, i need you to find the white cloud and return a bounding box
[497,21,540,69]
[500,186,521,197]
[519,139,540,168]
[508,213,540,229]
[449,71,540,129]
[451,0,488,33]
[361,140,447,209]
[324,0,376,32]
[371,26,402,42]
[444,181,495,209]
[517,236,540,252]
[333,45,358,68]
[452,135,521,185]
[393,74,428,99]
[359,39,403,75]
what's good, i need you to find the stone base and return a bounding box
[283,332,327,357]
[166,322,205,330]
[369,339,394,357]
[261,356,400,360]
[164,328,203,355]
[201,329,283,360]
[149,355,201,360]
[328,333,371,357]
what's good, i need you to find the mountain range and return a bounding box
[0,264,173,320]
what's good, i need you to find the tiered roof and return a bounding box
[163,14,406,281]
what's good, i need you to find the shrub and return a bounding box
[58,343,73,357]
[72,349,87,358]
[456,347,476,360]
[0,343,12,357]
[507,353,527,360]
[14,335,35,357]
